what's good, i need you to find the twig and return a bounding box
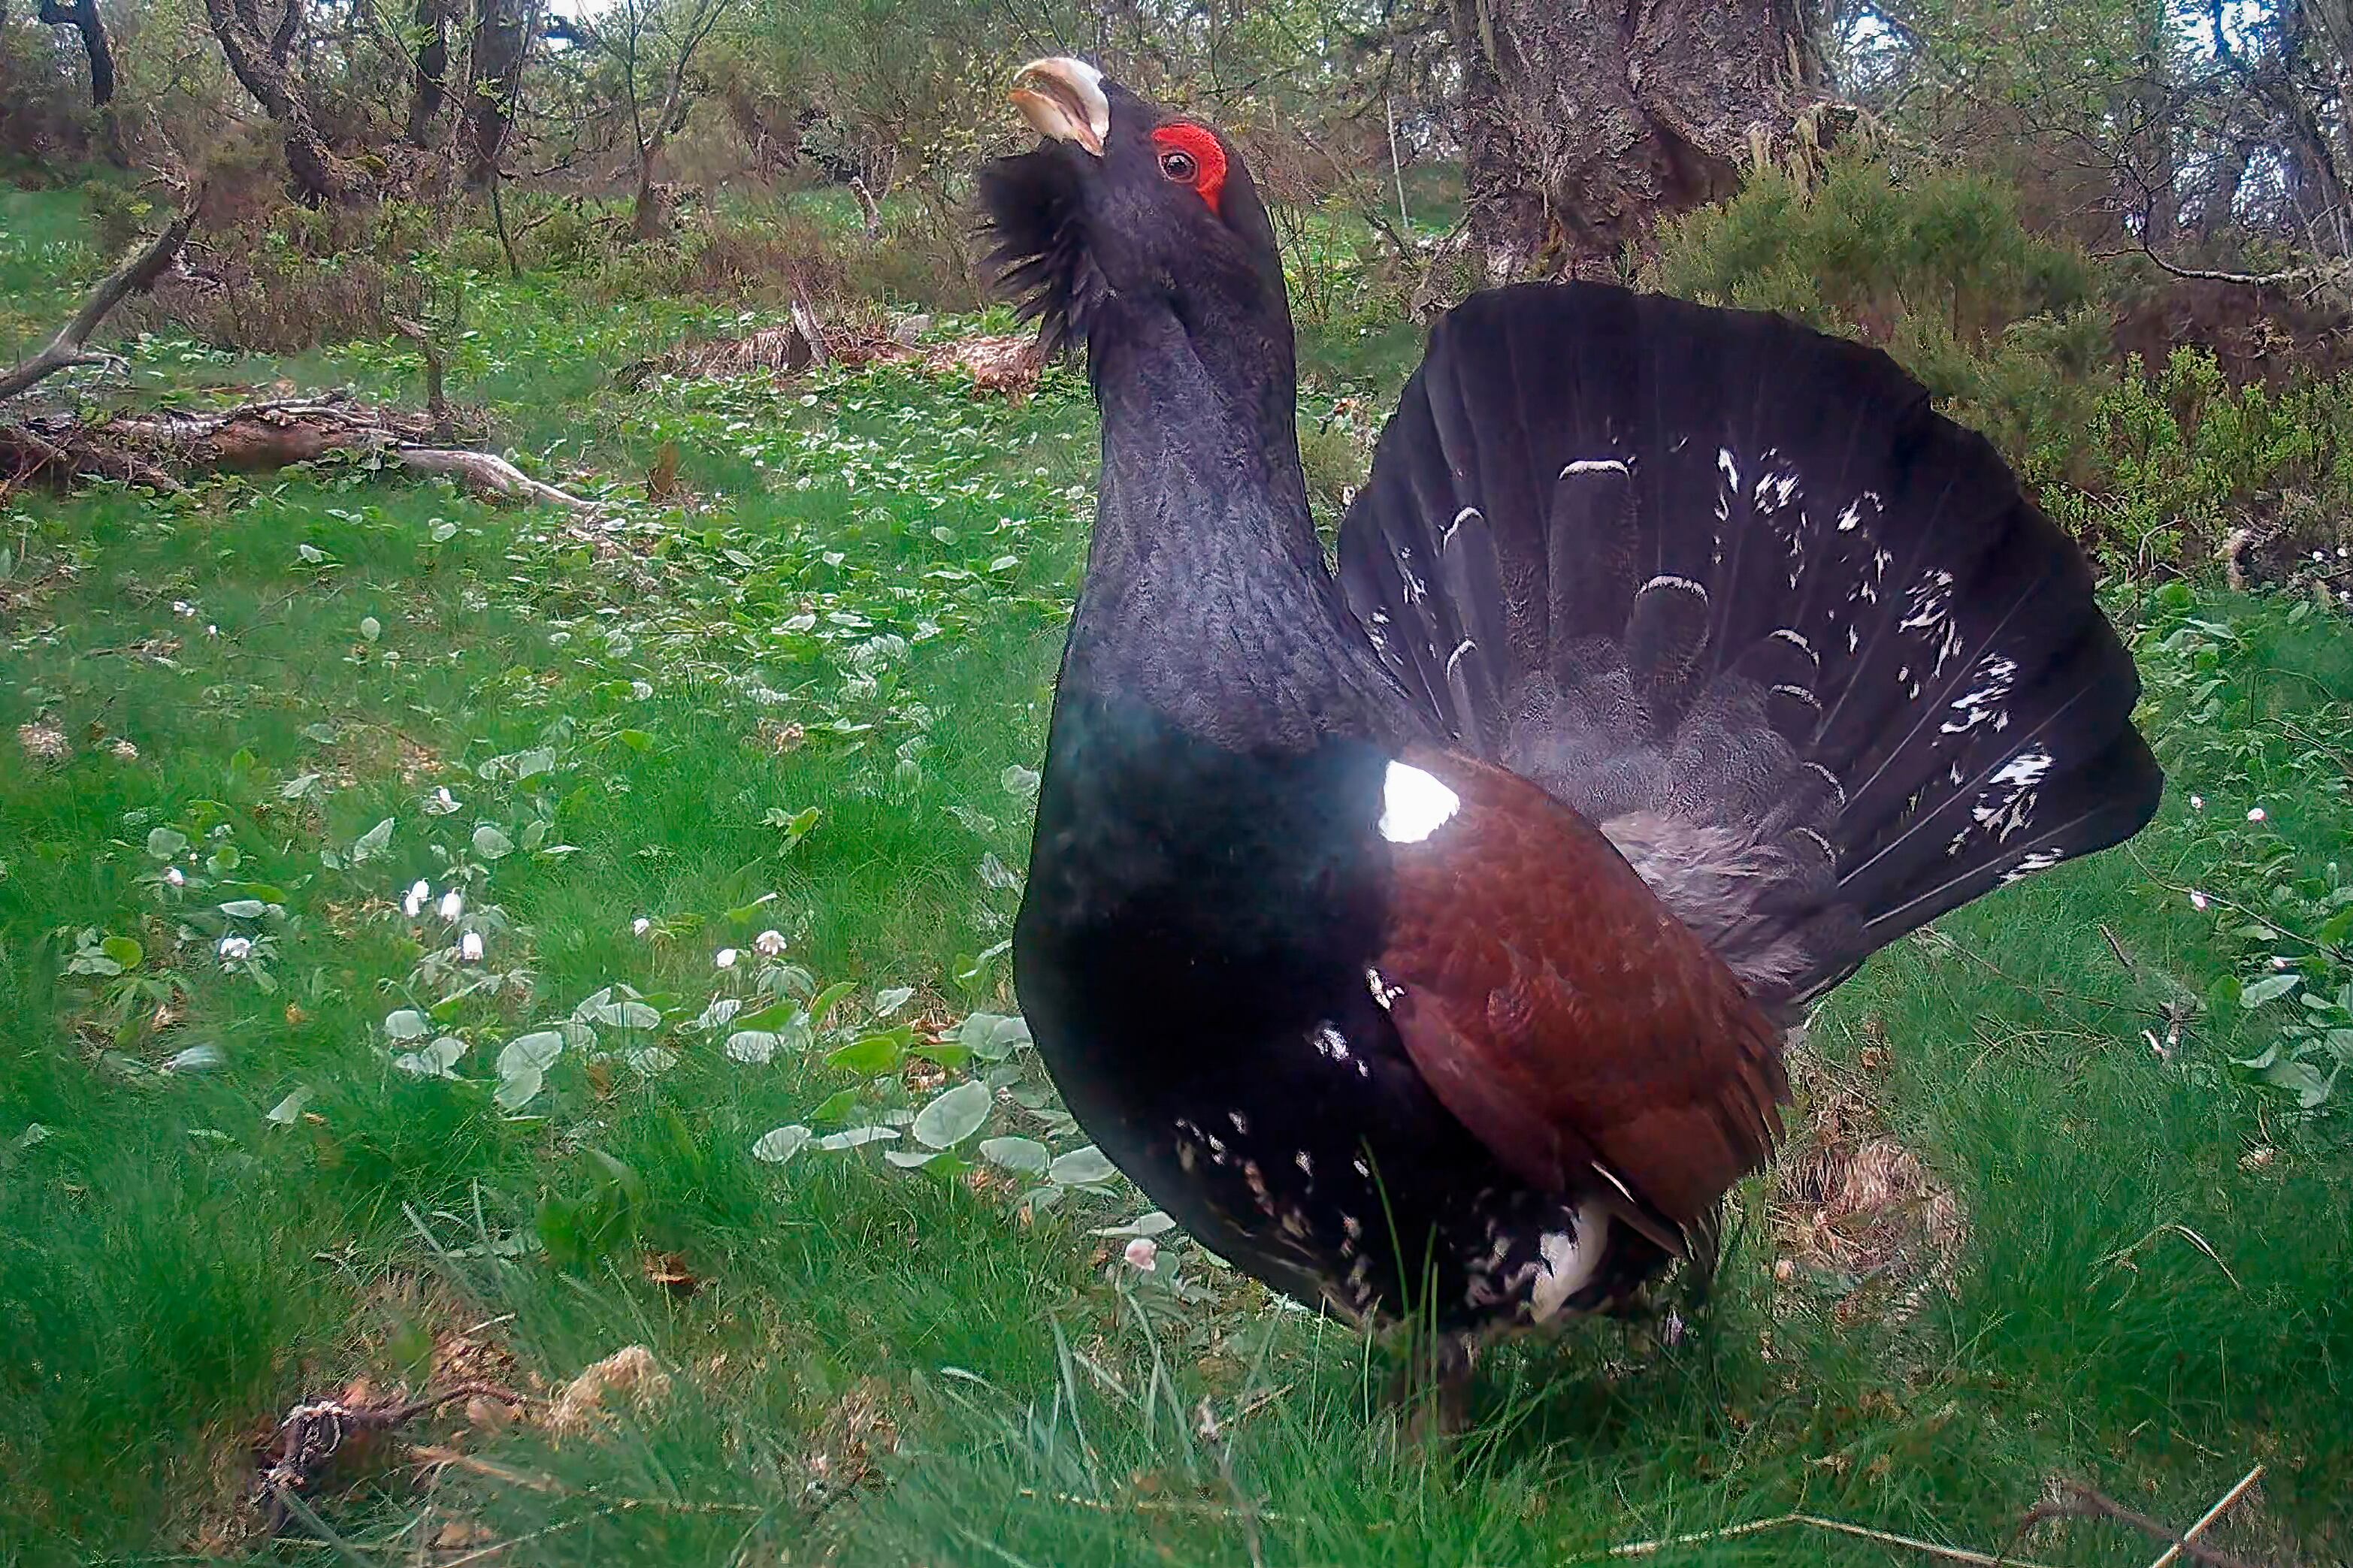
[0,181,205,401]
[2016,1482,2265,1568]
[2097,1222,2244,1292]
[389,316,450,443]
[2149,1465,2265,1568]
[408,1444,564,1492]
[1595,1510,2058,1566]
[2127,239,2337,292]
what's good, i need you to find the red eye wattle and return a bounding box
[1150,123,1228,217]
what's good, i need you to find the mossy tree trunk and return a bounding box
[1445,0,1825,279]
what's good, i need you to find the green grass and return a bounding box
[3,188,2350,1566]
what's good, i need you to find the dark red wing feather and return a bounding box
[1380,748,1789,1237]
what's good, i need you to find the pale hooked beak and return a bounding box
[1012,56,1109,157]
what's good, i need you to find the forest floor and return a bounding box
[3,185,2350,1566]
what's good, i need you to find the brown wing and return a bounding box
[1376,748,1788,1243]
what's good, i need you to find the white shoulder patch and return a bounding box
[1379,760,1460,844]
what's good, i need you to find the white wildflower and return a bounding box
[438,889,464,921]
[715,947,740,970]
[2247,806,2267,823]
[108,739,138,762]
[1123,1237,1159,1273]
[171,600,194,618]
[753,929,788,957]
[460,930,485,962]
[2189,794,2204,811]
[428,786,461,814]
[2189,890,2209,911]
[404,879,430,917]
[633,916,652,938]
[218,935,253,961]
[164,866,186,887]
[17,722,67,761]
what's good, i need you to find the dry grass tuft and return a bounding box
[1771,1021,1967,1327]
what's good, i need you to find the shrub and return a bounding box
[1652,158,2353,580]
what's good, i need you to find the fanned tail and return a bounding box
[1339,283,2162,1013]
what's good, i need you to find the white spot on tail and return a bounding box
[1444,506,1480,542]
[1379,761,1459,844]
[1366,967,1402,1011]
[1561,458,1629,478]
[1530,1204,1611,1322]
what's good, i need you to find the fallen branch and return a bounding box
[388,447,600,512]
[0,182,204,402]
[1595,1510,2057,1566]
[4,392,601,512]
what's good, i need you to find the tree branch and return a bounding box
[36,0,116,106]
[0,186,205,403]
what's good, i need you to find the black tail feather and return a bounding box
[1338,283,2162,1011]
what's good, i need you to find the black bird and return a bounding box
[987,59,2161,1360]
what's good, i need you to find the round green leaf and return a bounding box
[100,935,144,970]
[472,823,515,860]
[383,1008,431,1041]
[145,826,189,860]
[912,1079,991,1149]
[752,1124,812,1165]
[978,1136,1050,1177]
[1048,1145,1117,1186]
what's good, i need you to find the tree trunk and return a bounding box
[462,0,536,189]
[406,0,452,146]
[1445,0,1824,278]
[199,0,370,204]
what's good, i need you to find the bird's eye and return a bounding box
[1160,150,1198,183]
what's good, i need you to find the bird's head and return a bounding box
[978,58,1288,361]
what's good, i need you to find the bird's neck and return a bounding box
[1069,301,1394,750]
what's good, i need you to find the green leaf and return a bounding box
[472,823,515,860]
[100,935,144,971]
[885,1149,945,1169]
[2240,972,2301,1007]
[874,985,915,1016]
[618,729,656,752]
[724,891,779,924]
[265,1086,315,1124]
[912,1041,972,1070]
[393,1036,465,1078]
[827,1032,909,1076]
[752,1124,812,1165]
[725,1029,782,1064]
[359,615,383,642]
[218,899,268,919]
[808,1087,860,1123]
[912,1080,991,1149]
[814,1125,898,1151]
[1048,1145,1117,1186]
[352,817,395,863]
[959,1011,1033,1062]
[809,980,858,1026]
[146,826,189,860]
[384,1008,431,1041]
[978,1136,1050,1177]
[514,748,556,779]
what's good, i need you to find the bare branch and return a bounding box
[0,186,205,403]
